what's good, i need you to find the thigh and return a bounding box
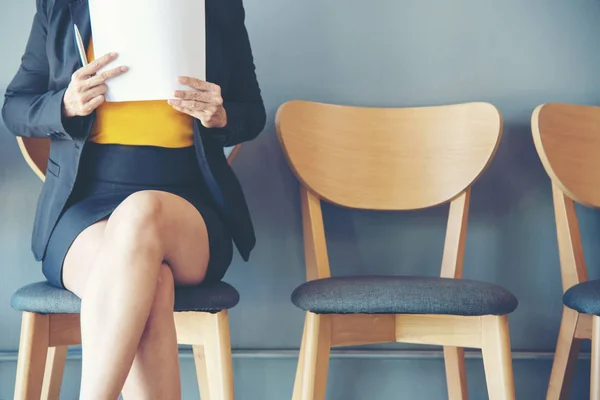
[98,190,211,285]
[63,191,212,295]
[140,191,212,286]
[63,219,108,298]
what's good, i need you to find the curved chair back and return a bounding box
[531,102,600,292]
[16,137,50,181]
[532,103,600,208]
[276,100,503,281]
[276,100,502,211]
[16,137,240,182]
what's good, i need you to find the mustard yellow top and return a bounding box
[87,39,194,148]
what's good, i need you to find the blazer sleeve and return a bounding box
[203,0,266,147]
[2,0,79,141]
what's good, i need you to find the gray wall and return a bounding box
[2,0,600,398]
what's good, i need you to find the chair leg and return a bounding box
[591,316,600,400]
[546,307,581,400]
[481,315,516,400]
[41,346,68,400]
[444,346,468,400]
[14,312,50,400]
[292,319,309,399]
[292,312,331,400]
[192,311,234,400]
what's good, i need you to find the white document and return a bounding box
[88,0,206,102]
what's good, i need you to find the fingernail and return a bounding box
[178,76,186,83]
[120,66,128,72]
[174,91,183,97]
[110,52,117,57]
[168,99,180,105]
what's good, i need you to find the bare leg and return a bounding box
[120,264,181,400]
[62,191,211,399]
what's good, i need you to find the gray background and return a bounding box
[1,0,600,398]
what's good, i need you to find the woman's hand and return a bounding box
[168,76,227,129]
[62,53,128,118]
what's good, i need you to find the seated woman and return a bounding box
[2,0,266,398]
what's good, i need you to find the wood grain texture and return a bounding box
[41,346,67,400]
[532,102,600,208]
[592,316,600,400]
[575,314,592,340]
[276,100,502,211]
[395,314,483,348]
[440,190,470,279]
[174,311,211,345]
[278,100,512,399]
[551,185,588,293]
[14,312,49,400]
[330,314,396,347]
[546,308,582,400]
[481,315,516,400]
[301,187,332,281]
[292,312,331,400]
[191,311,235,400]
[16,137,49,181]
[48,314,81,347]
[531,103,600,400]
[444,346,468,400]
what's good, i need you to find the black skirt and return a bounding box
[42,142,233,289]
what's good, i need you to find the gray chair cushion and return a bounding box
[564,280,600,315]
[291,276,518,316]
[11,281,239,315]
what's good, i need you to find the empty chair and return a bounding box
[531,102,600,400]
[276,100,518,400]
[11,136,239,400]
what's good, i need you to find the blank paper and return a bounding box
[88,0,206,102]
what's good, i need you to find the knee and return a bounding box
[107,191,165,250]
[149,263,175,319]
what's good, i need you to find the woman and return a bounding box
[2,0,265,397]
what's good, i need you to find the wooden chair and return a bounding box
[276,100,518,400]
[11,137,240,400]
[531,103,600,400]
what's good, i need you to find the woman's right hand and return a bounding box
[62,52,128,118]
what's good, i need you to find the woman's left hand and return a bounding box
[168,76,227,129]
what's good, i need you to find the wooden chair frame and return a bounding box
[276,100,516,400]
[531,103,600,400]
[13,137,237,400]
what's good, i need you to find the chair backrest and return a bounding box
[532,103,600,208]
[531,102,600,291]
[16,137,240,182]
[276,100,503,281]
[17,137,50,181]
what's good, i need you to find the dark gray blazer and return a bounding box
[2,0,266,262]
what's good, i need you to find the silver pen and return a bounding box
[74,24,88,66]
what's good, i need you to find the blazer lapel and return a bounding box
[69,0,92,53]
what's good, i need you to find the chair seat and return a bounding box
[11,281,240,315]
[291,275,518,316]
[564,280,600,315]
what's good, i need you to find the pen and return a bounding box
[74,24,88,67]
